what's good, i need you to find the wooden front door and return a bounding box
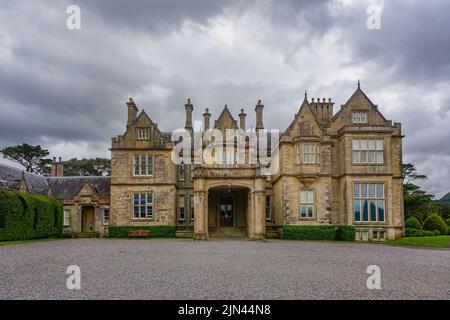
[82,206,94,233]
[219,196,233,227]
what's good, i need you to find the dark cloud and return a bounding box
[0,0,449,197]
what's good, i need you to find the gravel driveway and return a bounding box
[0,238,448,300]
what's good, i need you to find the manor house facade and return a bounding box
[109,84,404,241]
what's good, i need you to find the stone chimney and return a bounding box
[184,98,193,130]
[126,98,138,128]
[239,108,247,131]
[203,108,211,131]
[255,100,264,131]
[51,157,64,177]
[309,97,334,126]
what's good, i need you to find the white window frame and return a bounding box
[102,209,109,225]
[300,190,315,218]
[132,193,153,220]
[351,111,368,124]
[178,195,185,221]
[352,139,384,164]
[63,209,70,227]
[302,144,319,164]
[179,165,185,181]
[137,128,150,140]
[353,183,385,223]
[133,154,153,176]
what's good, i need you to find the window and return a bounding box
[63,209,70,227]
[137,128,150,140]
[300,190,314,218]
[133,193,153,220]
[103,209,109,225]
[297,144,319,164]
[353,183,385,223]
[352,111,368,124]
[265,196,272,221]
[190,195,195,221]
[178,195,185,221]
[352,139,384,164]
[179,165,185,181]
[133,155,153,176]
[373,230,386,241]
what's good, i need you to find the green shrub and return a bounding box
[283,226,336,240]
[405,216,422,230]
[422,214,448,235]
[108,226,176,238]
[405,228,435,237]
[0,190,63,241]
[446,219,450,234]
[334,226,356,241]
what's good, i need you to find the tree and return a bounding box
[402,163,427,184]
[63,158,111,176]
[1,143,51,174]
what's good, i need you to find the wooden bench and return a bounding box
[128,229,150,238]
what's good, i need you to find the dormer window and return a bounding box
[352,111,368,124]
[137,128,150,140]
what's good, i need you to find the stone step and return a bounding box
[209,227,246,238]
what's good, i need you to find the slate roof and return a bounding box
[46,176,110,199]
[0,163,50,195]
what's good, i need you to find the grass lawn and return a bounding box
[389,236,450,248]
[0,238,65,246]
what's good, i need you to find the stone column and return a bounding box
[250,178,266,239]
[193,178,208,240]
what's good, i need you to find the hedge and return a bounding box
[422,214,448,235]
[108,226,176,238]
[405,228,437,237]
[334,226,356,241]
[283,226,337,240]
[405,216,422,230]
[0,189,63,241]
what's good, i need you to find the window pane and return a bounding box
[147,193,153,205]
[370,200,377,221]
[377,200,385,221]
[307,206,314,218]
[147,206,153,218]
[134,206,139,219]
[376,151,383,164]
[300,191,306,204]
[354,200,361,221]
[360,140,368,150]
[376,139,384,150]
[360,151,367,162]
[376,184,384,198]
[353,151,359,163]
[133,193,139,205]
[361,184,368,198]
[362,200,369,221]
[300,206,306,218]
[352,140,360,150]
[368,140,376,150]
[368,151,375,163]
[307,191,314,203]
[354,184,360,198]
[140,194,146,206]
[369,184,376,198]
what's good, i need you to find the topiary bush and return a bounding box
[405,216,422,230]
[405,228,435,237]
[0,190,63,241]
[283,226,336,240]
[422,214,448,235]
[334,226,356,241]
[108,226,176,238]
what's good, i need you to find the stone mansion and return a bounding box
[0,84,405,241]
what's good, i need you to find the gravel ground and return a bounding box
[0,238,448,300]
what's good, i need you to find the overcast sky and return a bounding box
[0,0,449,198]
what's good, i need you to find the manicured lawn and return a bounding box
[389,236,450,248]
[0,238,65,246]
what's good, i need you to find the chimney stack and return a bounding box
[203,108,211,131]
[239,108,247,131]
[51,157,64,177]
[255,100,264,131]
[184,98,193,131]
[126,98,138,128]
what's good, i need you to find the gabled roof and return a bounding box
[0,163,49,195]
[214,105,238,130]
[46,176,110,199]
[282,94,322,138]
[331,86,388,122]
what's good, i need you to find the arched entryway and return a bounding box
[193,177,266,240]
[208,186,249,238]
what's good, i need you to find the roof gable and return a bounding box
[282,96,323,139]
[214,105,238,131]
